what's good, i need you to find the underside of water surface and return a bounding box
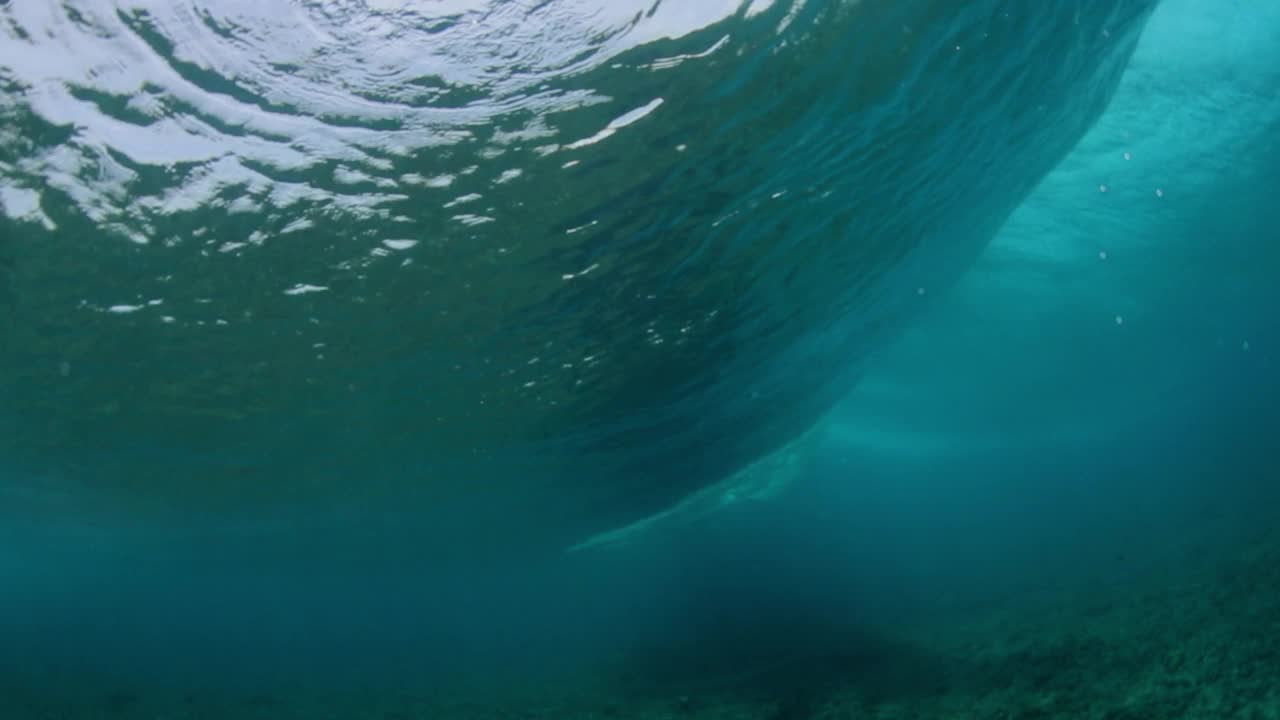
[1,0,1156,554]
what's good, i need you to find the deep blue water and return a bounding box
[1,0,1278,715]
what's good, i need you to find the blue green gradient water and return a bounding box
[1,0,1277,715]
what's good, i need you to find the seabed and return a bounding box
[6,525,1278,720]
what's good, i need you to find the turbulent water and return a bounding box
[3,0,1280,715]
[0,0,1157,554]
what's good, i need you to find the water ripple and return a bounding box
[0,0,1158,552]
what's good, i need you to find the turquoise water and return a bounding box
[2,0,1278,717]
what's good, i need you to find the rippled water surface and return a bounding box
[0,1,1158,553]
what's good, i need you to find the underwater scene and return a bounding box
[1,0,1278,717]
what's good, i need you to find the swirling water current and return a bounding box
[0,1,1156,554]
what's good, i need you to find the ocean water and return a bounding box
[1,0,1278,718]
